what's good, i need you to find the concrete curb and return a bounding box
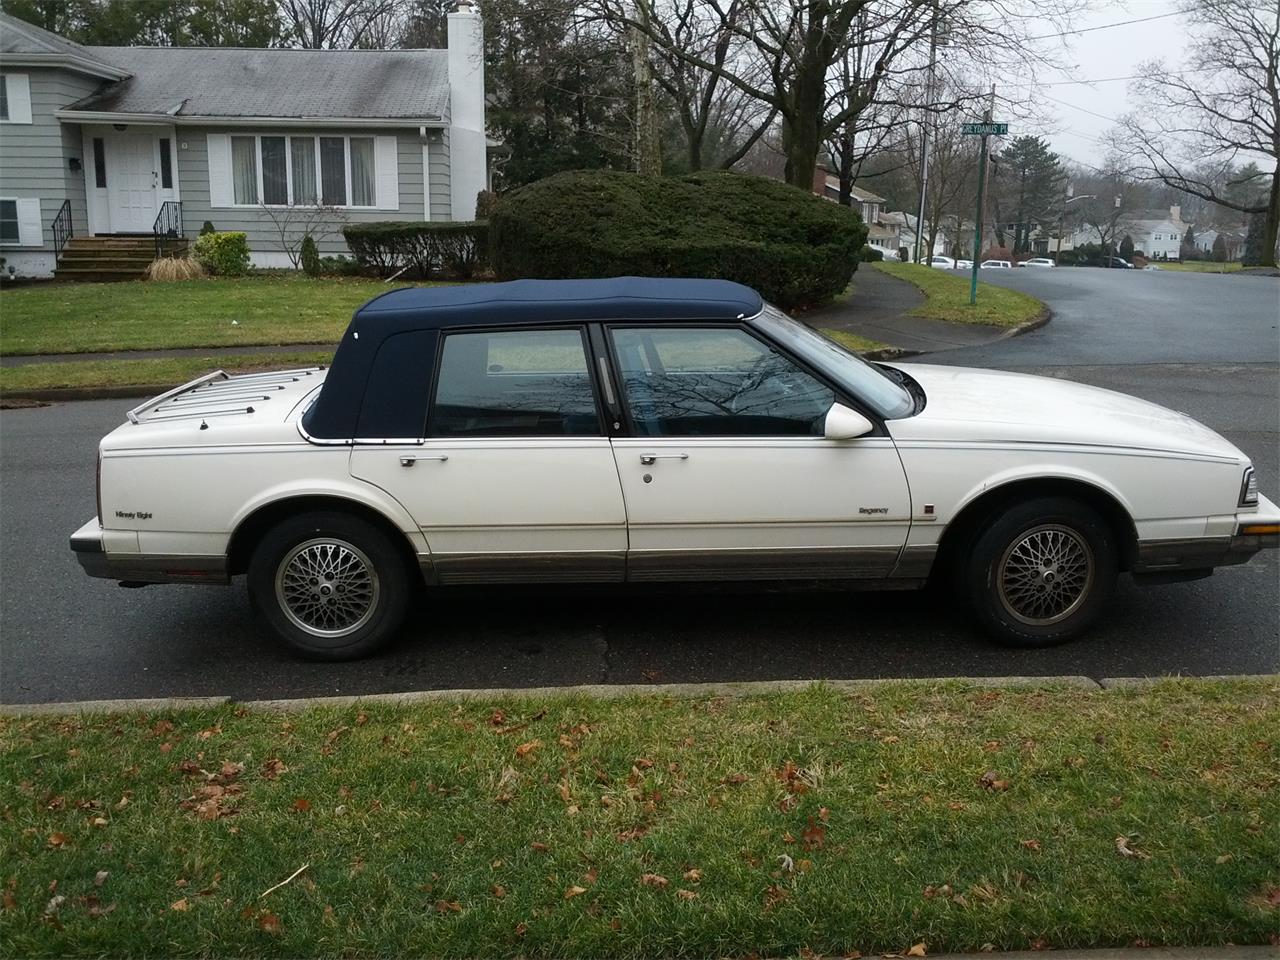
[927,950,1277,960]
[998,303,1053,341]
[2,382,177,403]
[6,674,1274,717]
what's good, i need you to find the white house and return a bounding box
[0,4,488,278]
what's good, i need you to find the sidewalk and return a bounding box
[805,265,1011,354]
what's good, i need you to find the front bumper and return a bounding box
[1134,493,1280,573]
[70,517,228,584]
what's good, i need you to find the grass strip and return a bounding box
[874,262,1044,328]
[0,277,423,356]
[819,328,889,354]
[0,352,334,394]
[1151,262,1243,273]
[2,679,1276,958]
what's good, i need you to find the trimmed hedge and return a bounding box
[489,171,867,308]
[342,221,489,280]
[859,244,884,262]
[191,231,250,277]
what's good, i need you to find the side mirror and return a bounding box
[824,402,874,440]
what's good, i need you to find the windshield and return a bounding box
[750,304,915,420]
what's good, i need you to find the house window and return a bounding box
[231,136,259,204]
[228,134,379,208]
[93,137,107,188]
[159,137,173,189]
[0,76,7,121]
[319,137,346,206]
[0,199,17,243]
[290,137,316,204]
[261,136,288,205]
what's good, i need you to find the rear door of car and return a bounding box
[601,322,911,580]
[349,324,628,583]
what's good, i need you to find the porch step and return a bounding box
[55,236,189,282]
[52,267,151,283]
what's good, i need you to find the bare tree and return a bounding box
[1118,0,1279,266]
[278,0,402,48]
[259,202,350,267]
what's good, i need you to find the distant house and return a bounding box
[1068,205,1191,260]
[1193,227,1246,261]
[0,4,489,278]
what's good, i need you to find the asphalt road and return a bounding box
[1,268,1277,703]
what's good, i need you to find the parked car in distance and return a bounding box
[980,260,1012,269]
[927,255,957,269]
[956,259,974,270]
[1104,257,1134,269]
[71,278,1279,660]
[1021,258,1056,268]
[1143,264,1161,271]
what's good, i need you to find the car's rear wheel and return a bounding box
[247,511,409,660]
[966,497,1117,647]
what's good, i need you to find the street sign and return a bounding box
[961,122,1008,135]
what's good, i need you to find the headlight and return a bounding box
[1239,467,1258,507]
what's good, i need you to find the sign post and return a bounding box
[962,89,1002,306]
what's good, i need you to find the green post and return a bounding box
[969,132,988,306]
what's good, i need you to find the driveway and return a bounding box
[1,268,1277,704]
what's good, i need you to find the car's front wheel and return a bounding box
[967,497,1118,647]
[247,511,410,660]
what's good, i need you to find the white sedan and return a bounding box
[71,279,1279,660]
[1021,258,1056,268]
[927,255,957,269]
[980,259,1013,269]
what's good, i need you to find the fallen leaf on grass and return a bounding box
[978,771,1011,791]
[639,874,669,888]
[261,759,288,780]
[763,885,789,911]
[683,868,703,883]
[219,761,244,780]
[1020,839,1041,851]
[44,895,66,917]
[47,832,69,849]
[435,900,462,913]
[515,739,542,759]
[170,898,190,912]
[677,889,698,901]
[1216,854,1234,864]
[1115,836,1151,860]
[530,841,549,852]
[291,798,312,813]
[515,922,529,936]
[907,944,927,957]
[565,886,587,899]
[491,885,506,899]
[802,818,826,851]
[258,912,282,934]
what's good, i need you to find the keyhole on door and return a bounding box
[642,473,653,483]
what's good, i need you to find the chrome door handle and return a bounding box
[639,453,689,465]
[400,454,448,467]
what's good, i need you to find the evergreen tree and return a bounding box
[1242,212,1267,266]
[993,136,1066,255]
[1180,224,1197,260]
[1119,235,1134,261]
[1211,233,1228,263]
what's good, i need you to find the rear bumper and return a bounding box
[1133,494,1280,574]
[70,517,228,584]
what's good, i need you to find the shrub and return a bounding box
[859,244,884,262]
[300,235,321,277]
[342,221,490,280]
[199,221,216,236]
[145,257,207,281]
[317,255,362,277]
[475,189,499,220]
[488,170,868,309]
[897,246,909,263]
[192,231,250,277]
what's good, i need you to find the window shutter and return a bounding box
[6,74,32,124]
[375,135,399,211]
[206,133,233,207]
[16,198,42,246]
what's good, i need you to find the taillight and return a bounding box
[96,448,103,521]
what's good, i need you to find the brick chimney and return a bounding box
[448,0,486,221]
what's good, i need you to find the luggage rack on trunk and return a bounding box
[126,368,324,424]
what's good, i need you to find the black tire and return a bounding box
[966,496,1118,648]
[247,511,410,661]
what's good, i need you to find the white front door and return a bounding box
[606,325,912,579]
[106,133,158,233]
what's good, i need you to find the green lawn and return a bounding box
[874,262,1045,328]
[820,328,889,355]
[0,351,334,394]
[1151,261,1243,273]
[0,277,424,356]
[2,679,1276,958]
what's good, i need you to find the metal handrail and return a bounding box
[152,200,182,259]
[52,199,72,258]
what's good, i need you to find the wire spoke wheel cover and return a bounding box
[275,537,380,639]
[997,523,1095,627]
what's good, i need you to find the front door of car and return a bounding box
[605,325,911,580]
[350,326,627,584]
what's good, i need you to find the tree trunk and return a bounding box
[630,19,661,176]
[782,111,820,191]
[1263,160,1280,267]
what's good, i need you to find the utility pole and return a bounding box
[968,85,996,306]
[912,0,939,265]
[1055,187,1095,264]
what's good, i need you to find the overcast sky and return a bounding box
[1012,1,1189,169]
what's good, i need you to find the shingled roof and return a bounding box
[64,46,450,121]
[0,11,128,78]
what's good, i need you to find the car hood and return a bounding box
[888,363,1245,461]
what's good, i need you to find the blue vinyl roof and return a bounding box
[355,277,764,326]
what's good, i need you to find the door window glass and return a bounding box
[611,326,834,437]
[430,328,601,437]
[159,137,173,189]
[93,137,107,188]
